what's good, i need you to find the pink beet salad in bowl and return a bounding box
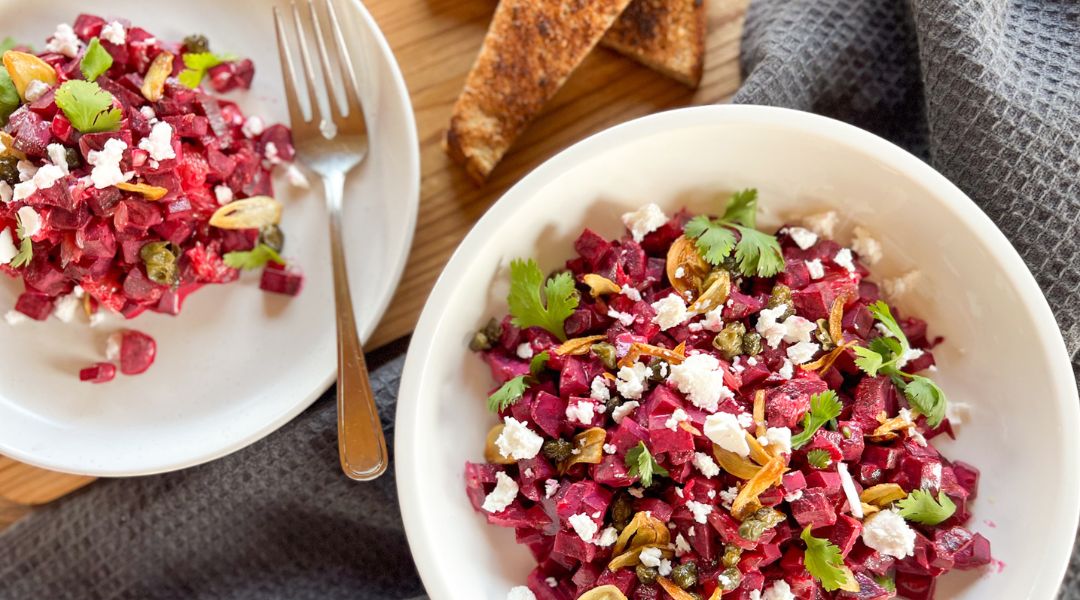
[465,190,990,600]
[0,14,308,382]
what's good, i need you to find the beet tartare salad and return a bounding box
[0,15,309,381]
[465,191,989,600]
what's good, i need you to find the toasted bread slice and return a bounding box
[600,0,707,87]
[445,0,633,183]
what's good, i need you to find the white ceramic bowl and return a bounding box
[396,105,1079,600]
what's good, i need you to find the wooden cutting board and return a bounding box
[0,0,748,519]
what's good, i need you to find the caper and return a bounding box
[721,545,743,568]
[712,322,746,359]
[648,361,669,382]
[64,147,81,170]
[718,567,742,592]
[542,439,573,463]
[815,318,835,350]
[139,241,179,286]
[482,318,503,341]
[741,331,762,356]
[610,492,634,531]
[0,156,19,186]
[635,564,658,584]
[183,34,210,54]
[767,284,794,319]
[591,342,617,370]
[259,224,285,252]
[468,331,492,352]
[738,518,767,542]
[671,561,698,589]
[605,395,623,418]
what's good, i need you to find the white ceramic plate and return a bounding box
[0,0,419,475]
[397,106,1080,599]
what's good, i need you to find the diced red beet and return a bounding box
[115,329,157,375]
[15,291,55,320]
[793,278,859,321]
[208,58,255,92]
[555,481,612,524]
[79,362,117,383]
[122,268,165,304]
[895,572,936,600]
[72,14,106,39]
[790,488,837,529]
[765,373,827,428]
[463,462,501,511]
[722,290,765,320]
[594,568,636,596]
[836,571,891,599]
[952,532,992,569]
[805,470,842,496]
[778,258,811,290]
[259,262,303,296]
[851,375,899,430]
[826,514,863,557]
[559,356,592,397]
[951,461,980,499]
[527,568,572,600]
[552,530,597,564]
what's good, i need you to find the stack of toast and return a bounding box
[445,0,707,184]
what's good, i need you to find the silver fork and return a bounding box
[274,0,387,481]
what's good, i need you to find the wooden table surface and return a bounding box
[0,0,749,525]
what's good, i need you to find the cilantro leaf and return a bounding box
[791,390,843,449]
[903,375,948,428]
[720,188,759,227]
[10,237,31,269]
[896,489,956,525]
[178,51,237,88]
[507,258,578,341]
[874,574,896,593]
[685,215,737,264]
[487,376,529,413]
[625,441,668,487]
[732,225,785,277]
[54,80,122,133]
[805,449,832,469]
[867,300,909,353]
[80,37,114,82]
[0,37,26,54]
[852,345,884,377]
[0,69,19,126]
[223,244,286,270]
[528,351,550,377]
[801,527,856,592]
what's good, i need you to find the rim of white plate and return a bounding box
[394,105,1079,600]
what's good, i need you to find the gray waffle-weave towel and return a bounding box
[1,0,1078,599]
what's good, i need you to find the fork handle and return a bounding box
[324,171,388,481]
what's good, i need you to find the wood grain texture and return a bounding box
[0,0,747,517]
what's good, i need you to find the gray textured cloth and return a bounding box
[1,1,1079,599]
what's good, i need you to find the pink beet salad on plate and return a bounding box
[465,190,990,600]
[0,15,309,382]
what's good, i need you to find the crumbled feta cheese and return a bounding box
[674,266,685,278]
[786,226,818,250]
[264,141,282,164]
[897,408,928,446]
[833,248,856,272]
[87,138,133,189]
[98,21,126,45]
[651,294,689,330]
[756,305,816,348]
[692,452,720,478]
[620,285,642,302]
[482,471,519,513]
[665,408,689,431]
[596,526,618,548]
[621,203,668,242]
[747,357,758,366]
[47,144,70,175]
[0,227,16,265]
[704,412,750,457]
[658,559,673,577]
[89,311,107,327]
[4,309,27,325]
[17,160,37,182]
[862,509,916,558]
[896,347,924,369]
[515,342,533,359]
[285,164,310,188]
[52,293,81,323]
[850,226,882,265]
[786,341,820,365]
[242,115,265,138]
[883,270,922,300]
[544,479,559,498]
[603,443,617,455]
[675,533,692,556]
[139,121,177,162]
[758,427,792,454]
[639,546,663,567]
[805,258,825,279]
[589,376,611,403]
[784,489,804,503]
[607,308,635,327]
[611,401,639,424]
[737,412,754,428]
[627,486,645,499]
[718,571,738,590]
[947,401,971,427]
[24,79,51,103]
[0,181,10,204]
[777,359,794,380]
[565,400,596,426]
[32,164,65,191]
[12,181,34,202]
[16,206,41,238]
[837,462,863,519]
[494,417,544,461]
[668,353,732,412]
[616,363,650,399]
[761,580,796,600]
[507,585,536,600]
[214,185,234,205]
[568,512,599,543]
[45,23,82,58]
[700,306,724,332]
[545,576,558,588]
[803,210,838,238]
[140,106,157,122]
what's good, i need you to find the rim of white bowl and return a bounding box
[395,104,1080,600]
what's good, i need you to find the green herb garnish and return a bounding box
[874,574,896,593]
[54,80,122,133]
[625,441,668,487]
[80,38,114,82]
[223,243,286,270]
[853,301,948,427]
[178,51,237,88]
[791,390,843,449]
[684,189,785,277]
[487,376,529,413]
[507,258,578,341]
[896,489,956,525]
[0,70,19,125]
[801,527,857,592]
[9,212,33,269]
[805,449,832,469]
[528,351,550,377]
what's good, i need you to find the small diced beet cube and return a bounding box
[259,263,303,296]
[15,291,55,320]
[79,362,116,383]
[953,532,992,569]
[895,572,936,600]
[790,488,837,529]
[826,514,863,556]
